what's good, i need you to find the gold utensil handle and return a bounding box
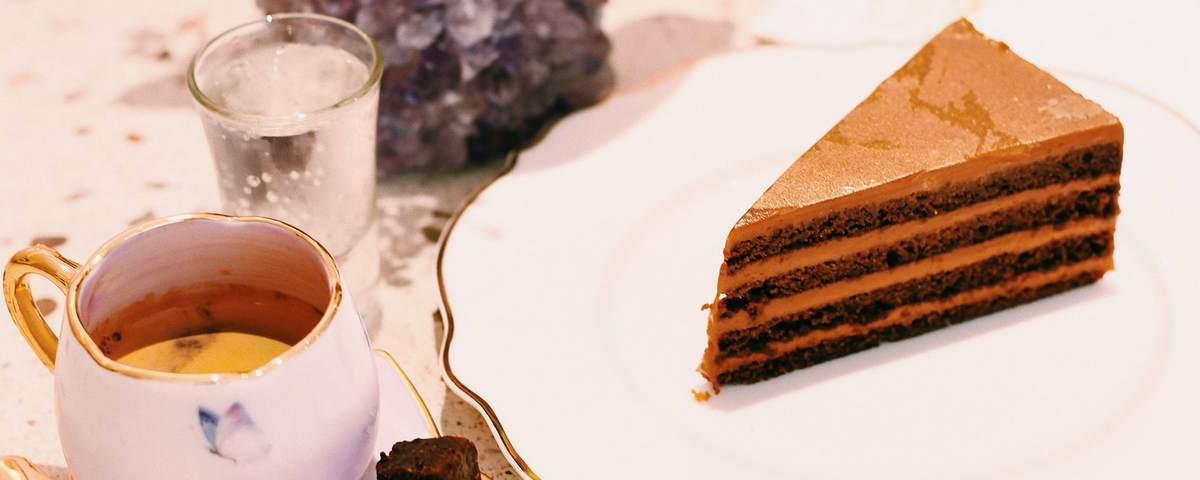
[0,456,54,480]
[3,245,79,372]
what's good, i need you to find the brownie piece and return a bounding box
[377,436,481,480]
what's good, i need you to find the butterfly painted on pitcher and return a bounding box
[198,402,271,463]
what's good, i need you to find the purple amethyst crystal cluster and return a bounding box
[257,0,614,173]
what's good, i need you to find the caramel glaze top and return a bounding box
[730,19,1123,245]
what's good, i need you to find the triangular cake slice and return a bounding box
[700,19,1123,392]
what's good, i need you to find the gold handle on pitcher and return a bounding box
[3,245,80,372]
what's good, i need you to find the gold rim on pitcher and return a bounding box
[20,213,344,383]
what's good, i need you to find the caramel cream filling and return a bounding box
[711,216,1115,332]
[719,174,1120,292]
[708,257,1112,367]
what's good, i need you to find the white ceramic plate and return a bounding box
[362,350,440,479]
[438,46,1200,480]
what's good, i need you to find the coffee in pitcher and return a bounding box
[92,282,326,374]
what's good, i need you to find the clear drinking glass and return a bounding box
[188,13,385,331]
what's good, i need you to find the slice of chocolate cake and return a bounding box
[377,436,481,480]
[699,19,1123,392]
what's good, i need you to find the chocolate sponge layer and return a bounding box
[724,143,1121,272]
[714,266,1107,386]
[719,184,1119,318]
[715,231,1114,364]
